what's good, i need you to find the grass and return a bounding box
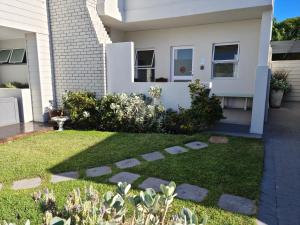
[0,130,264,224]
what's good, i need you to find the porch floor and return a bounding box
[0,122,53,143]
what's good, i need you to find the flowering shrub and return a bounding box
[98,93,165,132]
[17,182,208,225]
[164,80,223,134]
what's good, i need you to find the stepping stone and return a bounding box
[164,146,188,155]
[86,166,112,178]
[139,177,170,192]
[185,141,208,150]
[209,136,229,144]
[51,171,79,183]
[141,151,165,161]
[176,183,208,202]
[109,172,140,184]
[0,183,2,190]
[12,177,41,190]
[218,194,257,215]
[115,158,141,169]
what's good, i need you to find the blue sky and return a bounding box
[274,0,300,21]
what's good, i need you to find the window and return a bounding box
[9,49,26,64]
[135,50,155,82]
[172,47,193,81]
[212,43,239,78]
[0,49,12,64]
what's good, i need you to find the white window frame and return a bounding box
[134,49,156,82]
[212,42,240,79]
[0,49,12,64]
[171,46,194,81]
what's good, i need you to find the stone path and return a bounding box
[185,141,208,150]
[2,138,258,216]
[176,183,208,203]
[218,194,256,215]
[12,177,42,190]
[109,172,140,184]
[51,171,79,183]
[115,158,141,169]
[165,146,188,154]
[139,177,170,192]
[141,151,165,161]
[86,166,112,178]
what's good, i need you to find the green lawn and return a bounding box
[0,130,264,224]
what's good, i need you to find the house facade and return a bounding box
[0,0,273,134]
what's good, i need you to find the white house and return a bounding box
[0,0,274,134]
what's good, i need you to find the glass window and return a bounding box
[9,49,26,64]
[0,49,12,64]
[172,47,193,81]
[135,50,155,82]
[212,44,239,78]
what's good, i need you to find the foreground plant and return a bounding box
[24,182,208,225]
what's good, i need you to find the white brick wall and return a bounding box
[48,0,111,105]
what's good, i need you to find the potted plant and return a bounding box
[270,70,291,108]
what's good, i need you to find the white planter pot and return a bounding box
[270,90,284,108]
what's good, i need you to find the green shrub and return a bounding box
[0,82,29,89]
[98,93,165,133]
[63,91,99,129]
[271,70,291,92]
[164,80,223,134]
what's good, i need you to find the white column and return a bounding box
[250,10,273,134]
[25,33,54,122]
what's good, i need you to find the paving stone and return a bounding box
[176,183,208,202]
[209,136,229,144]
[185,141,208,150]
[12,177,41,190]
[115,158,141,169]
[109,172,140,184]
[164,146,188,155]
[139,177,170,192]
[0,183,3,190]
[86,166,112,178]
[51,171,79,183]
[218,194,257,215]
[141,151,165,161]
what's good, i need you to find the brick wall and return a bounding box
[48,0,111,105]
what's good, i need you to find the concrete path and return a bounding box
[258,102,300,225]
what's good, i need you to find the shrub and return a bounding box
[63,91,99,129]
[271,70,291,92]
[98,93,165,133]
[164,80,223,134]
[25,182,208,225]
[0,82,29,89]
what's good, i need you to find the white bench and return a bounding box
[214,93,254,111]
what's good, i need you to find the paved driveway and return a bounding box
[258,102,300,225]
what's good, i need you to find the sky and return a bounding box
[274,0,300,21]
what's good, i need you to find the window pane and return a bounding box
[214,44,238,61]
[174,48,193,76]
[9,49,25,64]
[135,69,155,82]
[213,63,235,77]
[136,50,154,67]
[0,50,11,63]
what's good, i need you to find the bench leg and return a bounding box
[244,98,248,111]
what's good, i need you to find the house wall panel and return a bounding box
[125,19,261,95]
[272,60,300,101]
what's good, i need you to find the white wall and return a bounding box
[0,39,28,84]
[0,0,54,122]
[124,19,261,95]
[272,60,300,102]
